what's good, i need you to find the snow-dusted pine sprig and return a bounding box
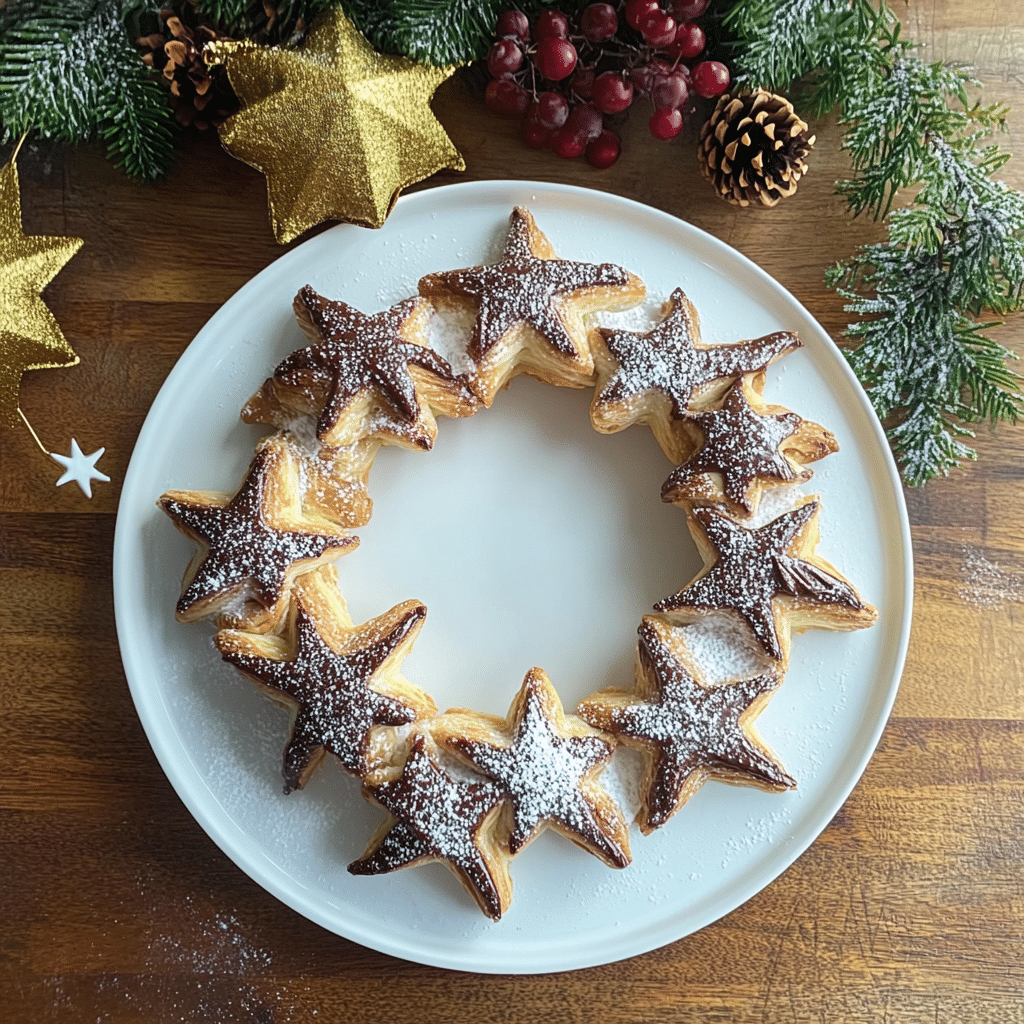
[836,51,1009,220]
[724,0,882,107]
[0,0,177,181]
[725,0,1024,483]
[340,0,549,64]
[827,251,1020,486]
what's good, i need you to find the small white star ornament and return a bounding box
[17,409,110,500]
[51,438,109,498]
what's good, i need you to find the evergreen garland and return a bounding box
[197,0,337,44]
[0,0,340,180]
[0,0,177,181]
[725,0,1024,483]
[340,0,548,65]
[1,0,1022,483]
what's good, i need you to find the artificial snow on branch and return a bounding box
[0,0,177,180]
[726,0,1024,483]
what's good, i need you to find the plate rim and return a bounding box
[113,178,914,973]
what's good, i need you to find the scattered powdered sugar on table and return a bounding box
[41,886,318,1022]
[143,903,315,1023]
[958,544,1024,608]
[151,907,272,974]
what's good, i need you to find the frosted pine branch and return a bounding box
[727,0,1024,483]
[0,0,176,180]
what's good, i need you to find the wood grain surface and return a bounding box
[2,2,1023,1021]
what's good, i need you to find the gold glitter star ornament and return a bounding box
[211,10,465,242]
[0,156,83,429]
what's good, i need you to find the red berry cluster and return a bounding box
[484,2,730,168]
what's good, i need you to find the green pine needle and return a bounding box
[724,0,887,107]
[829,247,1021,485]
[0,0,176,180]
[340,0,548,65]
[728,0,1024,484]
[193,1,338,43]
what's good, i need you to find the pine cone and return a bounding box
[138,6,240,129]
[698,90,815,208]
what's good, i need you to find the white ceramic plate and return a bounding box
[114,180,912,974]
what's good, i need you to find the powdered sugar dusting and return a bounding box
[259,430,373,528]
[220,600,426,787]
[958,544,1024,607]
[744,481,805,528]
[597,294,668,333]
[664,383,802,511]
[352,738,506,917]
[447,674,628,863]
[161,446,353,615]
[579,620,794,830]
[427,302,478,376]
[364,739,502,866]
[425,207,634,363]
[278,287,464,443]
[151,909,272,974]
[720,807,795,867]
[681,613,775,683]
[40,879,318,1022]
[595,289,799,418]
[600,745,644,823]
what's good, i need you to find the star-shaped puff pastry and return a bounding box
[290,431,378,529]
[244,286,475,450]
[349,734,511,920]
[662,378,837,515]
[215,566,436,792]
[590,288,801,462]
[419,207,644,406]
[437,667,631,868]
[578,618,795,833]
[158,435,356,627]
[654,498,877,661]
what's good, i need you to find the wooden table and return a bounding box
[3,2,1022,1020]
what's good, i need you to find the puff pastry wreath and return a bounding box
[159,207,876,919]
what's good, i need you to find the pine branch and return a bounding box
[724,0,887,106]
[827,241,1022,484]
[0,0,176,180]
[916,137,1024,315]
[340,0,548,65]
[193,0,337,43]
[726,0,1024,483]
[835,57,1007,219]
